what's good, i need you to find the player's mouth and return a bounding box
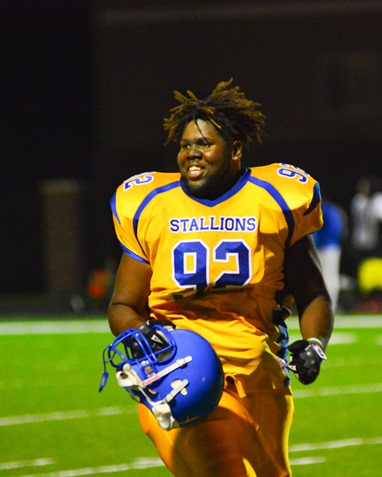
[187,165,205,180]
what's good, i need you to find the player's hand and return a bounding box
[288,340,327,385]
[137,319,176,350]
[126,319,175,358]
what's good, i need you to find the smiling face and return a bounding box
[177,119,243,200]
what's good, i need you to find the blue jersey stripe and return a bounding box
[110,192,120,224]
[249,176,295,248]
[121,247,150,264]
[304,182,322,216]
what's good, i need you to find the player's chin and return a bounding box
[182,173,203,187]
[182,178,209,198]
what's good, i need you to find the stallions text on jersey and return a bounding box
[110,163,323,396]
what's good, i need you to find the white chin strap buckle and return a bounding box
[115,358,192,430]
[152,403,177,430]
[152,379,189,430]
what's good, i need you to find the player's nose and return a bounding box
[186,144,202,159]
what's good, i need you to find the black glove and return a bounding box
[138,319,175,348]
[129,319,176,358]
[288,340,327,385]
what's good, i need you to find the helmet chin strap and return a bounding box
[116,357,192,430]
[152,402,177,430]
[151,379,189,430]
[116,356,192,388]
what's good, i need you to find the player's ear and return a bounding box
[231,140,242,161]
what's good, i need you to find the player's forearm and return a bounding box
[298,295,334,350]
[108,303,148,336]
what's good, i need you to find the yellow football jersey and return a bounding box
[111,163,323,395]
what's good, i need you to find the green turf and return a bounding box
[0,316,381,476]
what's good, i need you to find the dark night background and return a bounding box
[2,1,93,295]
[2,1,382,305]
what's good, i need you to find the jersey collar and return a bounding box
[180,168,251,207]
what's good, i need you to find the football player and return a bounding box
[107,79,334,476]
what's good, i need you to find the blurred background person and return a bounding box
[348,176,382,311]
[313,196,348,312]
[350,176,382,266]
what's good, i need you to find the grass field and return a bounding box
[0,314,381,476]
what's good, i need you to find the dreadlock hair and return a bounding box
[163,79,266,148]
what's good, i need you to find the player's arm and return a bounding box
[108,252,152,336]
[284,234,333,348]
[284,234,334,384]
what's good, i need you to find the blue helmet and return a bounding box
[99,324,224,430]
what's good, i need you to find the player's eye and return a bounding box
[199,140,211,148]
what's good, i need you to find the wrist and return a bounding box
[307,337,325,349]
[307,337,327,360]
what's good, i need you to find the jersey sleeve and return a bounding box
[253,163,323,247]
[289,179,323,246]
[110,172,169,264]
[110,171,180,264]
[110,182,149,263]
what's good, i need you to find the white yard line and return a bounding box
[293,382,382,399]
[288,332,358,345]
[0,458,54,471]
[1,383,381,427]
[11,437,382,476]
[0,315,382,335]
[290,436,382,452]
[290,457,326,465]
[0,406,135,427]
[16,458,164,477]
[0,321,109,335]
